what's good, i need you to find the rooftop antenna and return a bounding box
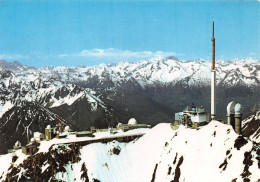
[211,21,216,120]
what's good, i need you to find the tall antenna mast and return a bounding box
[212,21,215,70]
[211,21,216,120]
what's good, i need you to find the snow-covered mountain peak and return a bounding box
[0,60,35,71]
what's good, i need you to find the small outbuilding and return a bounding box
[33,132,44,142]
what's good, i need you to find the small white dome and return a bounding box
[15,141,21,147]
[128,118,137,125]
[64,126,70,132]
[30,138,36,142]
[117,123,122,128]
[46,125,51,129]
[234,103,242,114]
[227,101,237,114]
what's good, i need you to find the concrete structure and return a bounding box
[20,119,151,155]
[116,119,151,132]
[211,21,216,120]
[226,101,242,134]
[45,125,55,140]
[22,143,39,155]
[33,132,44,142]
[175,105,210,127]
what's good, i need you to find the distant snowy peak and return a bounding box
[0,60,35,71]
[38,57,260,87]
[1,58,259,88]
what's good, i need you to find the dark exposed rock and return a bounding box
[4,143,82,181]
[81,163,89,182]
[12,155,18,163]
[93,178,101,182]
[168,166,172,175]
[112,147,121,155]
[241,152,253,178]
[234,136,248,150]
[173,153,178,165]
[219,159,228,171]
[151,163,158,182]
[173,156,184,182]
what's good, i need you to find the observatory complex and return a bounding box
[174,22,243,134]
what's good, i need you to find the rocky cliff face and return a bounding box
[0,121,259,182]
[242,111,260,143]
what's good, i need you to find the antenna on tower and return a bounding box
[212,21,215,70]
[212,21,214,38]
[211,21,216,120]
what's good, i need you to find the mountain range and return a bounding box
[0,57,259,154]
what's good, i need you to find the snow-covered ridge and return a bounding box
[0,57,258,120]
[1,57,260,88]
[37,57,260,87]
[0,121,259,182]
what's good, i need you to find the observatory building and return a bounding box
[117,118,151,132]
[174,105,210,127]
[174,22,215,128]
[226,101,242,134]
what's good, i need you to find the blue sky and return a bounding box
[0,0,259,67]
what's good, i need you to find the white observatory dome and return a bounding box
[46,125,51,129]
[128,118,137,125]
[64,126,70,132]
[234,103,242,114]
[15,141,21,148]
[117,123,122,128]
[30,138,36,143]
[227,101,237,114]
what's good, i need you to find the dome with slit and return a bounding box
[234,103,242,114]
[64,126,70,132]
[14,141,21,147]
[128,118,137,125]
[30,138,36,143]
[227,101,237,114]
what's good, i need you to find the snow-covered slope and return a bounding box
[1,121,259,182]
